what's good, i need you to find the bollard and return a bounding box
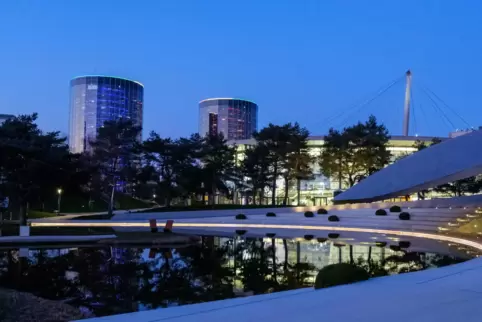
[149,219,158,233]
[164,220,174,233]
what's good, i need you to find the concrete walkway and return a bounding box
[0,234,116,244]
[30,208,152,221]
[80,256,482,322]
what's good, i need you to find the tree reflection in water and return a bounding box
[0,237,471,317]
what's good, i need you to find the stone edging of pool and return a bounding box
[30,219,482,251]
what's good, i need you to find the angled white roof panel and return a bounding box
[334,130,482,203]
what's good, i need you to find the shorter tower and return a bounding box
[199,98,258,140]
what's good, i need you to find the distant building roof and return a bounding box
[199,98,257,105]
[228,135,444,146]
[0,114,14,120]
[71,75,143,87]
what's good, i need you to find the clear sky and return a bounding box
[1,0,482,138]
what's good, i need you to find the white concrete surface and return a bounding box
[111,197,482,222]
[33,206,480,234]
[79,256,482,322]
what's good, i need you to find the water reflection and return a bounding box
[0,234,475,317]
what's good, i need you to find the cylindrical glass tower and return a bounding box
[69,76,144,153]
[199,98,258,140]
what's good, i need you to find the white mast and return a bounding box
[403,70,412,136]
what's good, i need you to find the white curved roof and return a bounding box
[334,129,482,203]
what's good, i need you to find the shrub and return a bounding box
[390,245,401,252]
[317,208,328,215]
[328,215,340,222]
[389,205,402,213]
[314,263,369,289]
[266,233,276,238]
[375,241,387,247]
[266,212,276,217]
[236,230,247,236]
[375,209,387,216]
[304,211,315,218]
[399,241,411,248]
[304,234,314,241]
[317,237,328,243]
[328,233,339,239]
[235,214,247,220]
[399,212,410,220]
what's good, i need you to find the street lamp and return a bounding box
[57,188,62,214]
[153,194,157,199]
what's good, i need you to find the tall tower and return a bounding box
[402,70,412,136]
[198,98,258,140]
[69,76,144,153]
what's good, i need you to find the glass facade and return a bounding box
[232,136,440,205]
[69,76,144,153]
[199,98,258,140]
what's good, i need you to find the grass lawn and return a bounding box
[27,194,153,216]
[70,213,113,220]
[28,210,58,219]
[115,195,154,210]
[35,194,108,213]
[30,226,115,236]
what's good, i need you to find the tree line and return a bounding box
[1,112,474,224]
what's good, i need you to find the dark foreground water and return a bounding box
[0,232,478,318]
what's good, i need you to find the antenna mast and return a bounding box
[403,70,412,136]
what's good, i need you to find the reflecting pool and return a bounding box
[0,231,478,318]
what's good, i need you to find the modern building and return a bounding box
[230,135,443,205]
[335,129,482,203]
[199,98,258,140]
[0,114,14,125]
[69,76,144,153]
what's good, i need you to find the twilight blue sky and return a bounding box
[1,0,482,138]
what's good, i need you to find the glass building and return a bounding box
[199,98,258,140]
[69,76,144,153]
[230,135,445,206]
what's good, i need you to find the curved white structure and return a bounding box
[335,129,482,203]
